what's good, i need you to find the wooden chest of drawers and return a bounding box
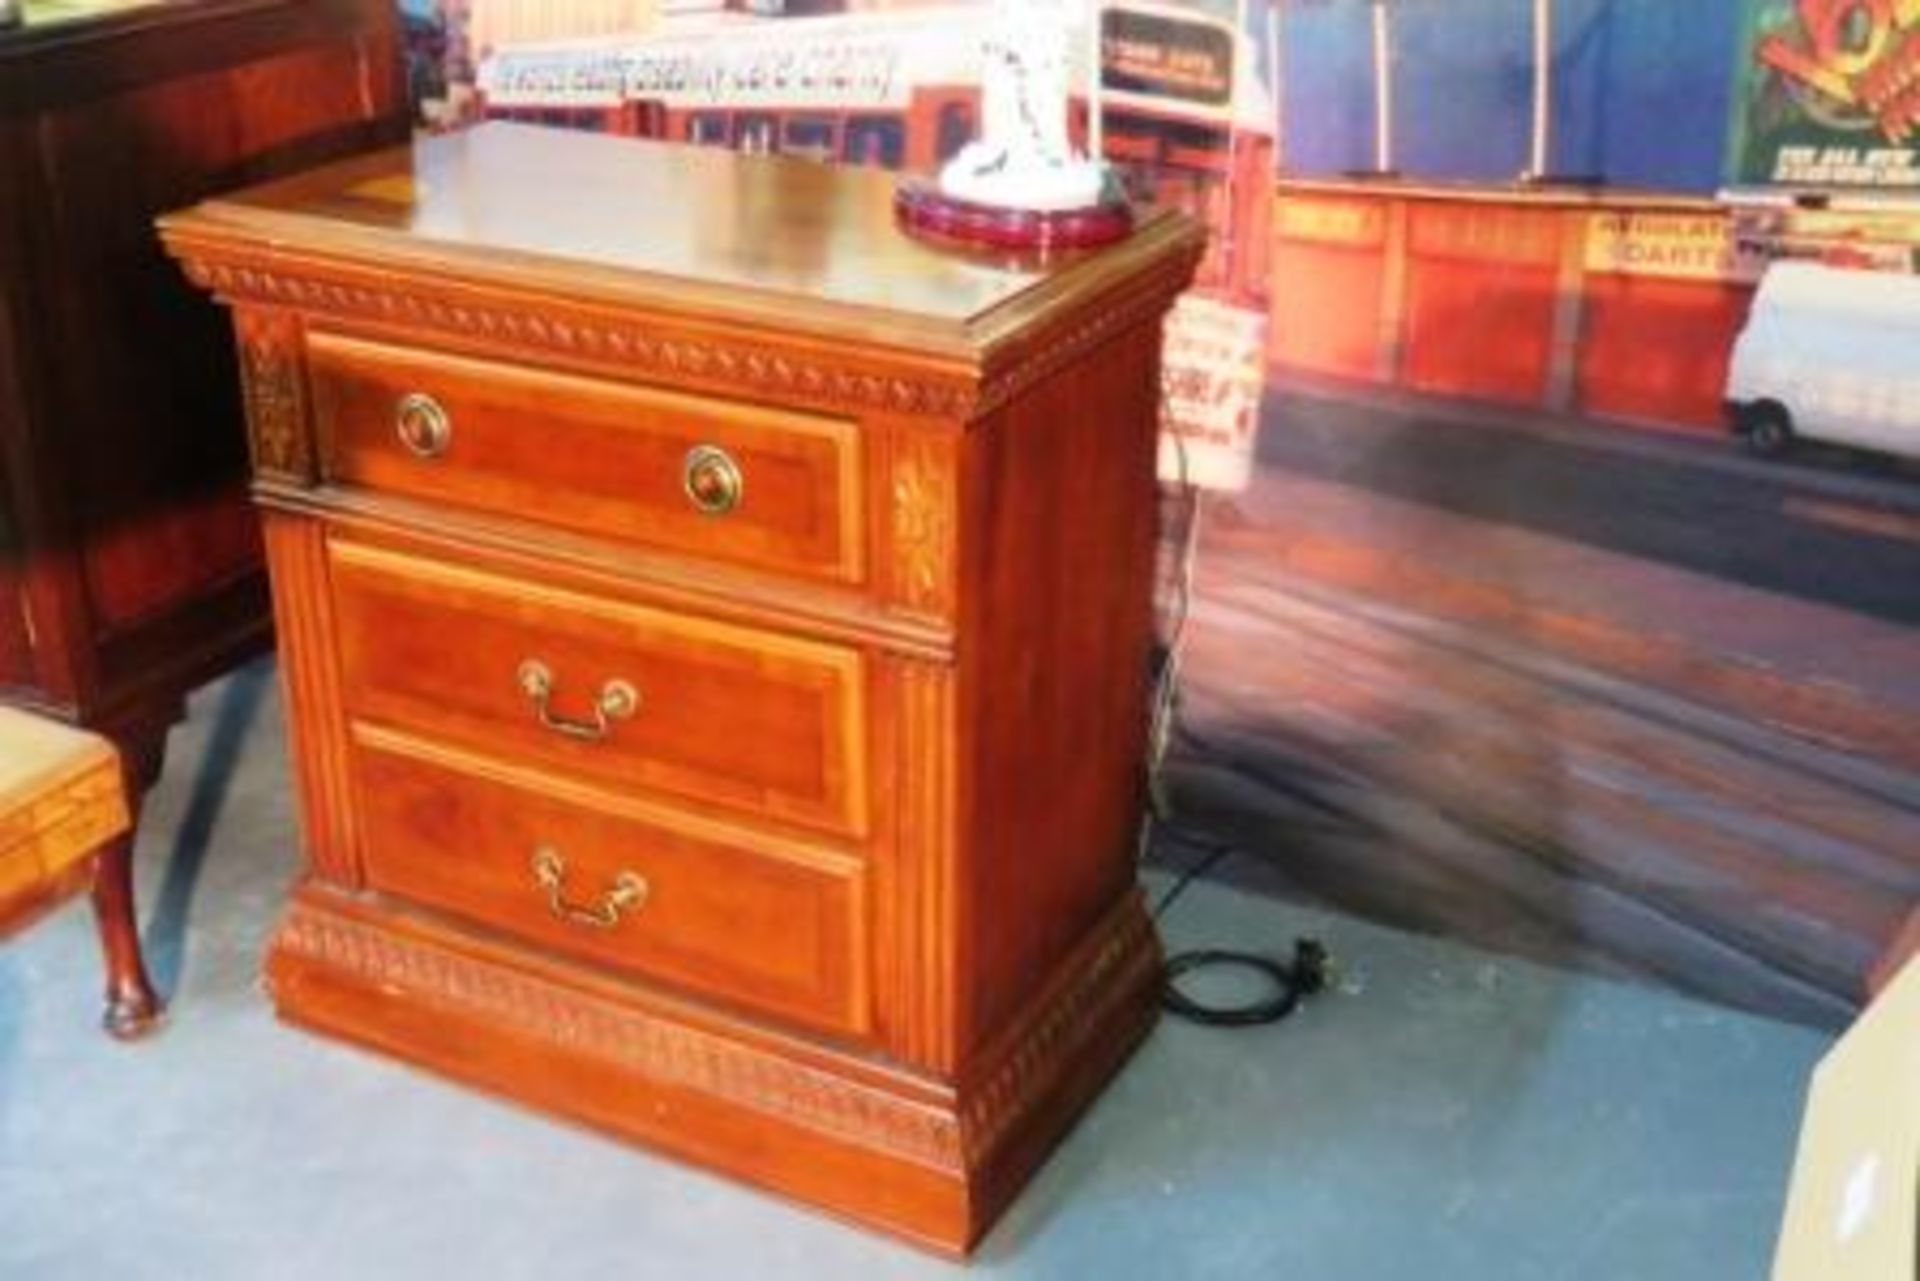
[161,122,1201,1254]
[1,0,405,1035]
[0,0,405,747]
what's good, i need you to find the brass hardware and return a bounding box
[530,846,648,929]
[682,444,743,515]
[395,392,452,458]
[516,659,639,742]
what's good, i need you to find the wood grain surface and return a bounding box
[167,125,1204,1253]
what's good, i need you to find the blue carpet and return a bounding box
[0,663,1830,1279]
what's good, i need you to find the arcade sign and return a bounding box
[1100,8,1232,107]
[1584,211,1768,283]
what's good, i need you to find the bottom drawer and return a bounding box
[352,732,868,1037]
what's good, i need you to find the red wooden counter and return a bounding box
[1269,178,1756,433]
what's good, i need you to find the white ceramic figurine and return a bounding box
[939,0,1110,212]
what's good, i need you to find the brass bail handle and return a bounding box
[530,846,648,929]
[516,659,639,742]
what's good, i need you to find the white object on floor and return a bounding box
[1771,954,1920,1280]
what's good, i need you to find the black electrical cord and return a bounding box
[1162,940,1333,1026]
[1151,833,1334,1028]
[1142,477,1334,1027]
[1149,834,1236,919]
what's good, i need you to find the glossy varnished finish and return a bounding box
[0,0,405,773]
[959,320,1170,1048]
[310,333,866,585]
[172,123,1106,349]
[352,730,869,1037]
[0,706,159,1037]
[0,0,403,1035]
[163,124,1202,1253]
[327,540,870,837]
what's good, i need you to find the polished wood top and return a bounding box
[160,123,1201,357]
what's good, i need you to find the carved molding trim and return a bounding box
[175,246,1198,429]
[971,248,1204,420]
[273,892,1157,1176]
[889,432,956,620]
[179,255,978,422]
[233,308,311,481]
[960,901,1159,1164]
[274,902,965,1170]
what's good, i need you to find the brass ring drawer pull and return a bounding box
[516,659,639,742]
[395,392,452,458]
[682,444,742,515]
[530,846,648,929]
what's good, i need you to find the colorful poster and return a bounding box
[1729,0,1920,189]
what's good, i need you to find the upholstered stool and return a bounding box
[0,707,163,1038]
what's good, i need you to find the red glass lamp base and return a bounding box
[893,179,1135,252]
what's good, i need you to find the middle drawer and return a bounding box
[329,539,869,838]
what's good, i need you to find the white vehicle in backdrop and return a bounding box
[1725,260,1920,460]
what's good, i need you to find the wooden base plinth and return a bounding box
[263,885,1162,1255]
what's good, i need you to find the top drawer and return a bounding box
[308,331,865,585]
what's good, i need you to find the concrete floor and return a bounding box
[1,662,1831,1279]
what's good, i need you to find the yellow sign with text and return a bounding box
[1585,211,1766,283]
[1277,199,1387,248]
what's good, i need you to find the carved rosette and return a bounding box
[233,308,311,482]
[890,433,957,620]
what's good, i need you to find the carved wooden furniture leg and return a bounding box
[0,706,162,1039]
[90,829,164,1039]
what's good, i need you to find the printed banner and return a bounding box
[465,0,1276,492]
[1730,0,1920,188]
[1159,295,1267,493]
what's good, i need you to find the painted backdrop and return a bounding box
[1730,0,1920,188]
